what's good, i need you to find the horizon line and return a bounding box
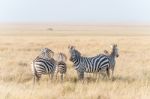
[1,22,150,26]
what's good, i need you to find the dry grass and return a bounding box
[0,24,150,99]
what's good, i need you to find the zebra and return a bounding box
[68,45,119,80]
[55,52,67,81]
[31,48,56,84]
[68,45,110,80]
[94,45,119,79]
[103,44,119,79]
[92,50,110,78]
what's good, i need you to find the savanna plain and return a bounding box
[0,24,150,99]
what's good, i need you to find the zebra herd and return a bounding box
[31,44,119,83]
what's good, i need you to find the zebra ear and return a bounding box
[72,46,75,50]
[41,48,44,52]
[68,45,75,50]
[115,44,117,47]
[68,45,72,49]
[104,50,109,54]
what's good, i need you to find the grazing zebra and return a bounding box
[68,45,111,80]
[104,44,119,79]
[31,48,56,84]
[55,52,67,81]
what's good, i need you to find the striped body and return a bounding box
[55,53,67,81]
[31,48,56,83]
[103,44,119,78]
[56,61,67,74]
[73,55,110,73]
[72,54,110,79]
[69,46,110,80]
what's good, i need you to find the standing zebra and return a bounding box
[104,44,119,79]
[31,48,56,84]
[55,52,67,81]
[93,50,110,78]
[68,45,119,80]
[68,45,109,80]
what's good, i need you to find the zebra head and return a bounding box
[68,45,81,62]
[57,52,67,62]
[111,44,119,58]
[41,48,54,58]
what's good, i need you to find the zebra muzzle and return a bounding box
[116,54,119,57]
[69,57,73,61]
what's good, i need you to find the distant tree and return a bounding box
[47,28,53,31]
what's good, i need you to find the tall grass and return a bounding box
[0,35,150,99]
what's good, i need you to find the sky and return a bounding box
[0,0,150,23]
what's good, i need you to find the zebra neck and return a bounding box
[110,51,116,59]
[40,53,50,60]
[109,52,116,66]
[73,56,86,72]
[73,56,83,67]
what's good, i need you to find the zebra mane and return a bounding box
[74,49,81,56]
[81,53,106,58]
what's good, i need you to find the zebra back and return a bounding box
[31,48,56,82]
[56,52,67,74]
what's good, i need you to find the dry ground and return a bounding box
[0,24,150,99]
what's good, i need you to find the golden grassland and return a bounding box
[0,24,150,99]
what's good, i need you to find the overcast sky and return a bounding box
[0,0,150,23]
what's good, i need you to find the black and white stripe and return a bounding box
[31,48,56,83]
[55,52,67,81]
[68,46,111,80]
[104,44,119,79]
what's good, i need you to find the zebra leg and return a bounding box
[33,75,36,85]
[111,69,114,80]
[77,71,80,80]
[81,72,84,80]
[81,72,85,83]
[93,72,97,79]
[55,71,58,80]
[36,76,40,85]
[95,72,98,78]
[100,70,107,79]
[33,72,40,85]
[95,72,100,82]
[94,72,99,80]
[77,71,83,80]
[51,73,54,80]
[48,73,51,83]
[64,72,68,81]
[106,68,110,79]
[79,72,84,82]
[61,74,63,82]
